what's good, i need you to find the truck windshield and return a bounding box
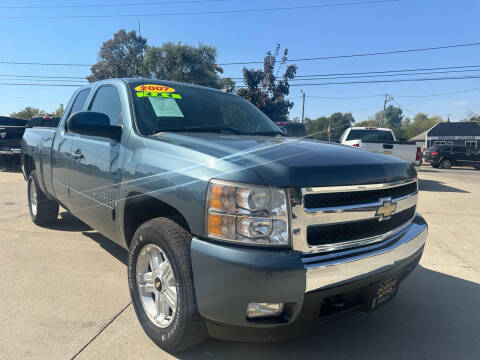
[347,129,394,142]
[129,82,284,136]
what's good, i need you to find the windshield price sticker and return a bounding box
[136,92,182,99]
[135,84,175,93]
[135,84,182,99]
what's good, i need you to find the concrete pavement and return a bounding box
[1,165,479,359]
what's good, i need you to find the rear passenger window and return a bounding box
[453,147,465,153]
[89,86,123,126]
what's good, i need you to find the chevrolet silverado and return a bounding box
[22,79,428,352]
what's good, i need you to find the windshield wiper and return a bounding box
[153,126,246,135]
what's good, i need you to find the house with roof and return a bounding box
[410,122,480,149]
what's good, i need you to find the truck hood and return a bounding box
[152,133,415,187]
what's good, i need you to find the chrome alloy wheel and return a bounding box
[136,244,178,328]
[441,159,452,169]
[29,179,37,217]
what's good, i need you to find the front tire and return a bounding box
[128,217,207,353]
[28,170,59,225]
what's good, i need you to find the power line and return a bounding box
[394,87,480,98]
[307,94,385,99]
[0,60,91,67]
[1,77,479,91]
[0,77,87,83]
[229,64,480,80]
[303,87,480,100]
[8,65,477,83]
[288,68,480,81]
[220,41,480,66]
[0,83,83,87]
[0,74,87,79]
[232,68,480,83]
[286,75,480,87]
[0,0,400,19]
[2,41,480,68]
[294,64,480,78]
[0,0,227,9]
[392,100,416,116]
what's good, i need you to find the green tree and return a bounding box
[363,105,405,138]
[306,112,355,141]
[87,29,148,82]
[10,107,46,120]
[404,113,443,139]
[237,44,297,122]
[462,111,480,123]
[52,104,64,117]
[355,119,378,127]
[143,42,230,89]
[384,105,404,129]
[219,77,236,92]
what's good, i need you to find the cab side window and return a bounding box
[89,86,123,126]
[65,89,90,131]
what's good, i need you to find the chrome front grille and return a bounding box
[290,179,418,253]
[303,181,417,209]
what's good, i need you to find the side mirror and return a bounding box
[67,111,122,141]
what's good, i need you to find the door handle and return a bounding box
[72,149,84,159]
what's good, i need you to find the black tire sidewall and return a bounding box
[128,219,193,351]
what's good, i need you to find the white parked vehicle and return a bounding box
[340,127,421,166]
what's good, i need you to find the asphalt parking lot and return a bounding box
[1,163,479,360]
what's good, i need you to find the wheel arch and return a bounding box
[123,192,191,249]
[22,154,36,180]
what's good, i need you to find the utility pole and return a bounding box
[328,117,331,142]
[381,93,393,126]
[300,90,305,123]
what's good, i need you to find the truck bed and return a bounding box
[344,139,419,164]
[22,127,57,197]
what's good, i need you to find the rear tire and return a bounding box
[27,170,59,225]
[128,217,207,353]
[439,159,452,169]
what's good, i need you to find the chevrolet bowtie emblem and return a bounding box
[376,200,397,220]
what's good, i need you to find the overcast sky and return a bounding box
[0,0,479,122]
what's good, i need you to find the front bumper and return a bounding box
[191,214,427,340]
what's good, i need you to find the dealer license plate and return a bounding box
[370,277,397,310]
[383,150,392,155]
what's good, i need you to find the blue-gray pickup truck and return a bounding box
[22,79,428,352]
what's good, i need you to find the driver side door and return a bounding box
[69,85,126,240]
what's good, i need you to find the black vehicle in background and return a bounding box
[0,116,28,167]
[27,115,61,129]
[425,145,480,169]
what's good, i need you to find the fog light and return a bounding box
[246,303,284,318]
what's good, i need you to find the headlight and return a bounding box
[206,179,289,246]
